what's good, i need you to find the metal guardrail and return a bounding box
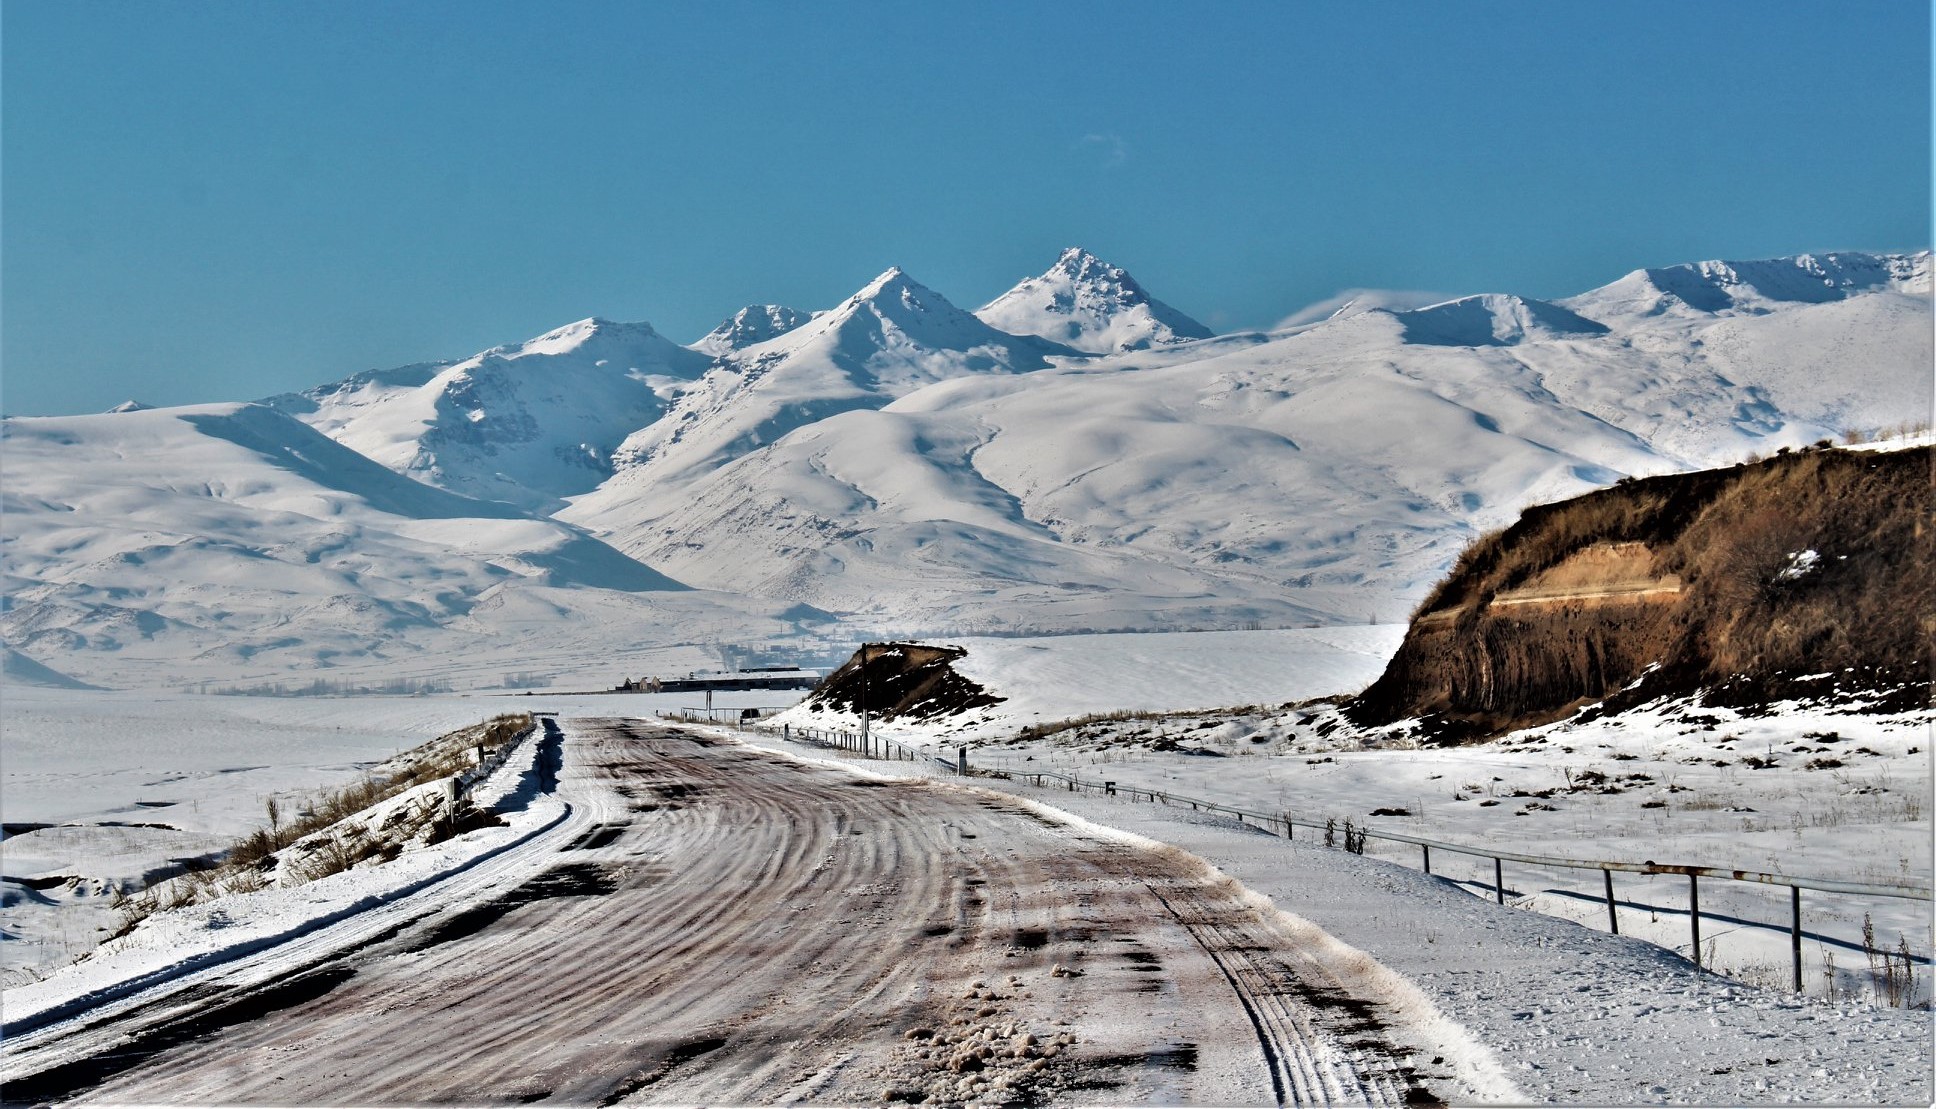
[696,715,1931,995]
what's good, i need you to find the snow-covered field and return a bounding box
[903,625,1405,740]
[7,704,1928,1105]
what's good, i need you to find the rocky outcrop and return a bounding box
[1348,444,1933,740]
[804,643,1004,722]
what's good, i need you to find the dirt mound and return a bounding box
[1347,444,1933,741]
[803,642,1005,723]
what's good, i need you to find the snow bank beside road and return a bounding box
[1,720,567,1036]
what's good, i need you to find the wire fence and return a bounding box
[690,714,1934,997]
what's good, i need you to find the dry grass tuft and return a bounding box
[111,713,531,937]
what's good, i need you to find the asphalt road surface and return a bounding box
[13,720,1443,1106]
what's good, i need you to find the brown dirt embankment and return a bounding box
[805,642,1005,722]
[1347,444,1933,741]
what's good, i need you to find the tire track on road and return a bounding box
[47,720,1449,1107]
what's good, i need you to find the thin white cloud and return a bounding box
[1077,132,1129,169]
[1273,288,1452,330]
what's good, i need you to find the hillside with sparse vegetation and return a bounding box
[1347,443,1932,741]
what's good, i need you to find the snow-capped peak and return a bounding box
[752,267,984,354]
[512,316,668,359]
[106,399,154,413]
[1048,246,1128,283]
[850,266,933,311]
[1563,250,1933,319]
[976,247,1212,353]
[691,305,812,356]
[735,266,1070,374]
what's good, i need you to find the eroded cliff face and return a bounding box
[1348,445,1933,741]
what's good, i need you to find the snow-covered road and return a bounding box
[6,718,1506,1105]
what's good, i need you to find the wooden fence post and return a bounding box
[1790,886,1803,993]
[1689,874,1701,967]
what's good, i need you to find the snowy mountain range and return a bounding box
[5,247,1928,686]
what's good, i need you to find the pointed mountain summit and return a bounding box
[691,305,814,356]
[774,266,1076,389]
[270,316,712,512]
[562,267,1074,538]
[976,247,1213,354]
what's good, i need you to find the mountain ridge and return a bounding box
[8,246,1928,683]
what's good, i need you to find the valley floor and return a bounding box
[4,627,1930,1105]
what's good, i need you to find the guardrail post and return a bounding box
[1790,886,1803,993]
[1421,845,1431,874]
[1105,781,1116,796]
[1494,858,1504,904]
[1689,874,1701,968]
[1603,869,1617,934]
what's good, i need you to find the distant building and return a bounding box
[619,668,820,693]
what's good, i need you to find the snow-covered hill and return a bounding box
[975,247,1213,353]
[8,247,1929,679]
[568,250,1931,633]
[563,267,1078,532]
[0,404,820,688]
[1561,251,1929,319]
[266,318,713,513]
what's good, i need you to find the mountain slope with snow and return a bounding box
[974,247,1214,353]
[267,318,713,513]
[0,404,815,688]
[8,247,1928,676]
[570,250,1930,633]
[690,305,815,356]
[563,267,1078,534]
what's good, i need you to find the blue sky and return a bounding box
[4,1,1929,415]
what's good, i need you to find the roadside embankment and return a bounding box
[1348,444,1932,740]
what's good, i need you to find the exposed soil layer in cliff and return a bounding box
[1347,444,1933,741]
[805,642,1006,722]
